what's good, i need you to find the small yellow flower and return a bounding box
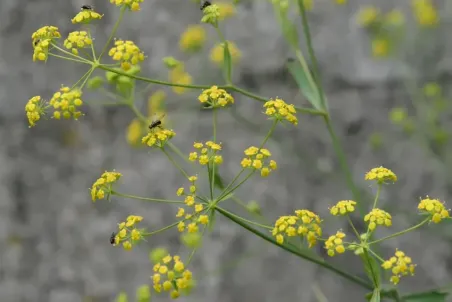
[210,41,241,67]
[113,214,145,250]
[372,38,389,58]
[168,66,193,95]
[217,2,236,20]
[188,176,198,182]
[108,40,145,71]
[364,208,392,231]
[110,0,144,11]
[356,6,380,27]
[382,250,416,285]
[423,82,441,97]
[142,129,176,148]
[264,98,298,125]
[176,208,185,218]
[71,9,103,24]
[179,25,206,53]
[176,187,185,196]
[418,197,450,223]
[31,25,60,46]
[126,118,145,146]
[148,90,167,117]
[241,146,277,176]
[49,86,84,120]
[384,9,405,26]
[330,200,357,216]
[25,96,47,127]
[324,231,346,257]
[152,254,192,299]
[201,3,220,26]
[184,195,195,206]
[412,0,438,27]
[90,171,122,202]
[198,86,234,108]
[63,31,93,55]
[193,142,203,149]
[365,166,397,184]
[198,215,209,225]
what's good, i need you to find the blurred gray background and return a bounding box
[1,0,452,301]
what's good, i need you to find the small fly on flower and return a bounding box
[200,1,211,10]
[81,4,93,10]
[149,114,166,131]
[110,232,116,245]
[33,39,40,47]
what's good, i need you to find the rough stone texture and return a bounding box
[1,0,452,301]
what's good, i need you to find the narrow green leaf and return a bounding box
[223,41,232,83]
[404,291,448,302]
[213,170,226,190]
[360,250,381,288]
[370,289,381,302]
[280,16,299,48]
[286,59,322,111]
[208,209,217,232]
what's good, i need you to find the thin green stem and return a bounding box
[52,44,92,64]
[167,142,190,164]
[346,215,361,239]
[369,217,430,245]
[99,6,126,60]
[259,119,278,149]
[79,68,95,90]
[367,248,384,263]
[112,191,184,204]
[210,107,218,199]
[48,53,89,64]
[372,184,382,210]
[216,206,273,229]
[142,220,181,236]
[186,226,207,266]
[72,67,95,90]
[87,27,96,60]
[161,147,190,179]
[217,169,245,201]
[218,171,254,202]
[216,206,373,290]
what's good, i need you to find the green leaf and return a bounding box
[404,291,449,302]
[279,13,299,48]
[286,58,323,111]
[360,250,381,288]
[223,41,232,83]
[370,289,380,302]
[213,170,226,190]
[207,209,217,232]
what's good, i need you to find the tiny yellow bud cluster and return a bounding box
[417,197,450,223]
[110,0,144,11]
[90,171,122,202]
[330,200,357,216]
[64,31,93,55]
[240,146,277,177]
[71,9,103,24]
[198,86,234,108]
[324,231,346,257]
[189,141,223,166]
[217,2,237,21]
[31,26,61,62]
[176,176,209,233]
[168,65,193,95]
[364,208,392,231]
[356,6,380,27]
[412,0,438,27]
[382,250,416,285]
[263,98,298,125]
[179,25,206,53]
[201,4,220,26]
[108,40,145,71]
[49,86,84,120]
[364,166,397,184]
[210,41,241,66]
[141,129,176,148]
[113,215,145,251]
[152,254,193,299]
[25,96,47,127]
[272,209,322,247]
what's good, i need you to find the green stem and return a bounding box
[368,217,430,245]
[161,147,190,179]
[346,215,360,239]
[217,169,245,201]
[71,67,95,90]
[142,220,181,236]
[79,68,95,90]
[186,226,207,266]
[210,107,218,199]
[167,142,190,164]
[367,248,384,263]
[52,44,92,64]
[372,184,382,210]
[98,6,126,60]
[217,171,254,202]
[87,27,97,60]
[48,53,89,64]
[112,191,184,204]
[216,206,373,290]
[259,119,278,149]
[215,206,273,229]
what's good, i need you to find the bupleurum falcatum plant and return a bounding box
[27,0,452,301]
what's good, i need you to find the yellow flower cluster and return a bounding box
[364,166,397,184]
[241,146,277,177]
[25,96,46,127]
[324,231,346,257]
[108,40,145,71]
[113,215,145,251]
[217,2,236,21]
[90,171,122,201]
[71,9,103,24]
[152,254,193,299]
[382,250,416,285]
[384,10,405,26]
[31,26,61,62]
[330,200,357,216]
[141,128,176,148]
[418,198,450,223]
[168,65,193,95]
[210,41,241,66]
[198,86,234,108]
[356,6,380,27]
[64,31,93,55]
[201,3,220,26]
[272,209,322,247]
[372,38,389,58]
[412,0,438,27]
[189,141,223,166]
[126,118,145,146]
[176,176,209,233]
[49,86,84,120]
[364,208,392,231]
[110,0,144,11]
[179,25,206,53]
[263,98,298,125]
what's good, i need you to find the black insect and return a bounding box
[81,5,93,10]
[148,114,166,131]
[110,232,116,245]
[33,39,40,47]
[200,1,211,10]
